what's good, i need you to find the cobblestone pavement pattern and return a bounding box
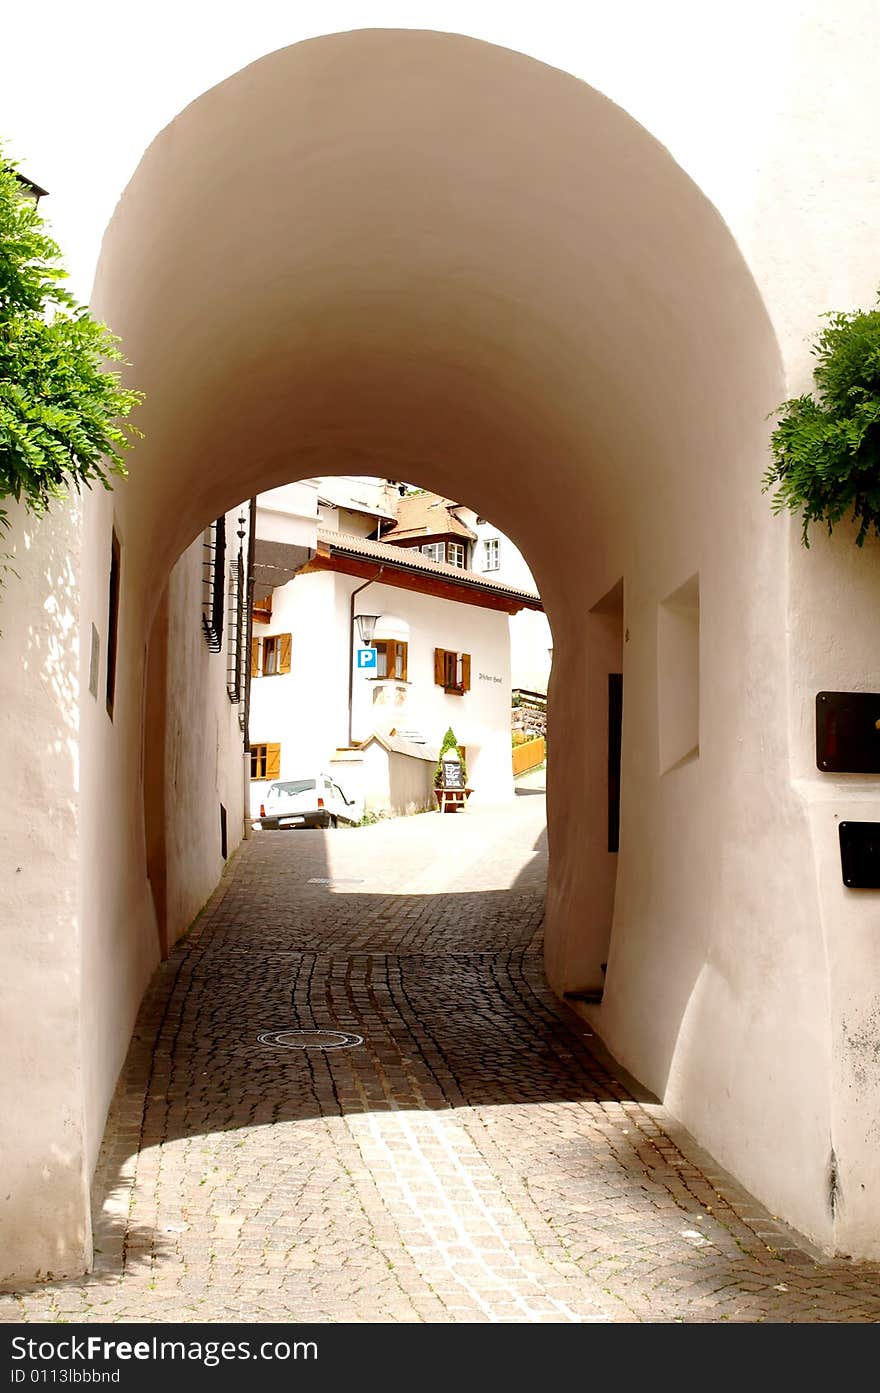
[4,777,880,1323]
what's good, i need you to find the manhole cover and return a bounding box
[257,1028,364,1050]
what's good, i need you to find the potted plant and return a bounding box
[763,291,880,546]
[434,727,470,811]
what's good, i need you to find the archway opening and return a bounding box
[73,26,799,1269]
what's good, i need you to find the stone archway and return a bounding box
[9,28,862,1282]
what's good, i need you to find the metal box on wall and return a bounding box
[839,822,880,889]
[816,692,880,773]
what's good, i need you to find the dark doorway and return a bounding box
[608,674,623,854]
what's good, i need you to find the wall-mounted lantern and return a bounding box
[355,614,380,645]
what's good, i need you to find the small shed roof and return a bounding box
[360,732,439,762]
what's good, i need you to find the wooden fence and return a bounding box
[512,736,546,776]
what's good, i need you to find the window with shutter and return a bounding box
[250,742,282,780]
[256,633,292,676]
[434,647,471,695]
[266,743,281,780]
[374,640,408,680]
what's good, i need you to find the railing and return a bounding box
[226,549,245,703]
[512,687,547,709]
[201,516,226,652]
[512,736,546,776]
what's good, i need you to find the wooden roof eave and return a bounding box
[300,548,534,615]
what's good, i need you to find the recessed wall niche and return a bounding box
[658,573,700,774]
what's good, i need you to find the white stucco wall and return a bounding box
[249,570,347,814]
[2,8,880,1278]
[359,741,437,816]
[76,485,161,1241]
[389,749,436,814]
[784,524,880,1255]
[159,516,248,944]
[0,501,90,1282]
[76,495,248,1238]
[359,740,391,812]
[255,480,318,547]
[471,518,553,693]
[316,476,398,537]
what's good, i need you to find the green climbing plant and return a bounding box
[0,149,142,555]
[434,726,467,785]
[763,291,880,546]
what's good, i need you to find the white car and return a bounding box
[256,774,363,830]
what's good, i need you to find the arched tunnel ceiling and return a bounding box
[93,28,781,620]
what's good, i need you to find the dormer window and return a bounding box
[447,542,466,568]
[420,541,467,567]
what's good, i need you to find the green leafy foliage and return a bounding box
[434,725,467,785]
[0,150,142,538]
[763,293,880,546]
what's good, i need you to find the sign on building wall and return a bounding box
[357,647,377,670]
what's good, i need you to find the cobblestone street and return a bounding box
[4,782,880,1323]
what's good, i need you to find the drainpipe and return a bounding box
[347,569,384,747]
[242,497,257,837]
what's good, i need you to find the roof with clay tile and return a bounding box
[314,527,543,610]
[381,491,477,542]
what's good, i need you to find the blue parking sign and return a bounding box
[357,647,377,670]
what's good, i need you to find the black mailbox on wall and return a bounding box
[839,822,880,889]
[816,692,880,773]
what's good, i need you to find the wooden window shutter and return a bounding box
[279,633,292,674]
[434,648,445,686]
[400,642,408,682]
[461,654,471,691]
[251,637,260,676]
[266,743,281,781]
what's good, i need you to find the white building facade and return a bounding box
[249,488,543,814]
[471,519,553,695]
[372,490,555,695]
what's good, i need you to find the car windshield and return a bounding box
[268,780,316,795]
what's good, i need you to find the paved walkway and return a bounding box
[3,785,880,1323]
